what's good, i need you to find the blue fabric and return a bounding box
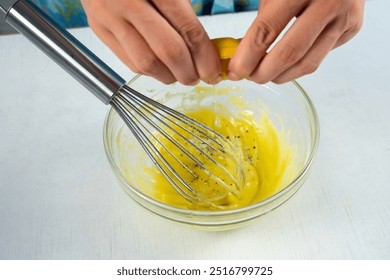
[30,0,87,28]
[30,0,259,28]
[192,0,259,15]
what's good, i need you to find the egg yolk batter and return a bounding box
[141,101,296,211]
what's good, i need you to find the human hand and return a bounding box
[228,0,365,84]
[81,0,221,85]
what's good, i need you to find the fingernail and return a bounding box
[188,79,200,86]
[209,75,222,85]
[228,71,241,81]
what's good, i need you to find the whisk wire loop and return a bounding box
[110,85,245,205]
[122,86,226,150]
[120,87,225,172]
[116,89,204,178]
[112,99,199,201]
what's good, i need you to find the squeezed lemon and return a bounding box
[211,37,240,79]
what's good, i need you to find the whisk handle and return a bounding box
[1,0,126,104]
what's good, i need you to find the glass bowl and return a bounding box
[103,75,319,230]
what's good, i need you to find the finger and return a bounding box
[111,18,178,84]
[249,2,333,84]
[89,17,176,84]
[120,0,199,85]
[228,1,303,80]
[271,22,342,83]
[83,3,177,84]
[272,0,366,85]
[151,0,222,84]
[87,18,139,72]
[333,0,365,49]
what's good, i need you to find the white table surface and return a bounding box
[1,1,389,260]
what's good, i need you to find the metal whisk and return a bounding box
[1,0,245,205]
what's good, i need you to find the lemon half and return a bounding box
[211,37,240,79]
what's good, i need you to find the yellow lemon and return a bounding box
[211,37,240,59]
[211,37,240,79]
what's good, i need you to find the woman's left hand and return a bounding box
[228,0,365,84]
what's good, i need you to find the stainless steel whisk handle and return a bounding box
[0,0,126,104]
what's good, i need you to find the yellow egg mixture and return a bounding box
[134,87,297,211]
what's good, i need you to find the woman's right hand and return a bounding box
[81,0,222,85]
